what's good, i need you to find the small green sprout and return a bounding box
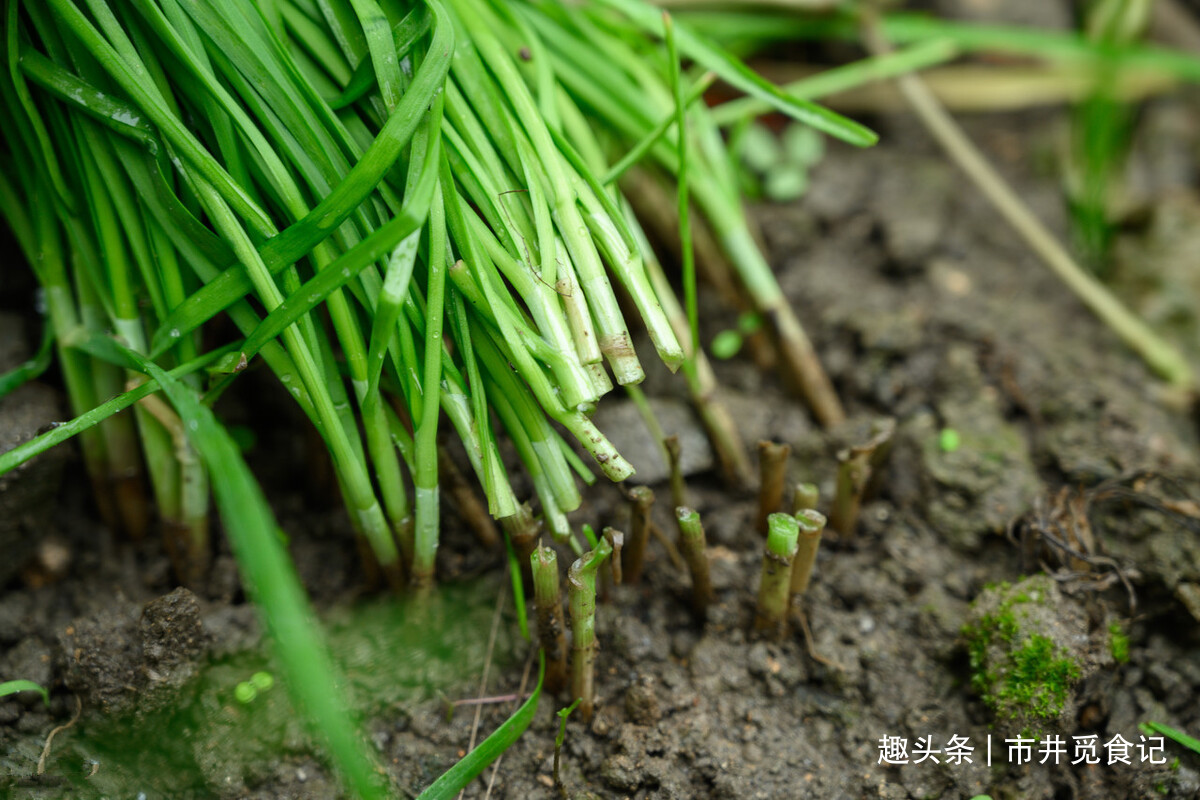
[250,671,275,692]
[0,680,50,707]
[711,329,744,360]
[556,698,582,748]
[710,312,763,360]
[734,121,825,201]
[939,428,962,453]
[553,698,583,798]
[580,524,599,551]
[1109,621,1130,664]
[1141,721,1200,755]
[236,671,276,704]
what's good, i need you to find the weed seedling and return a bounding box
[1140,722,1200,756]
[0,680,49,707]
[755,513,800,639]
[939,428,962,453]
[1109,621,1131,664]
[553,698,583,798]
[235,670,277,704]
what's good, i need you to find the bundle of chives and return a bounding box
[513,0,877,426]
[0,0,882,791]
[2,0,872,592]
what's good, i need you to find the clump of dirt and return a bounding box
[963,575,1112,735]
[894,343,1042,549]
[58,587,208,720]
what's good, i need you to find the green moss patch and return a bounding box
[962,579,1083,726]
[994,634,1081,720]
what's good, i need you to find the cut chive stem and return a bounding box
[790,509,827,597]
[755,513,800,640]
[792,482,820,516]
[603,526,625,589]
[568,534,615,721]
[675,506,713,618]
[623,485,654,584]
[830,419,895,541]
[664,435,687,511]
[438,445,500,550]
[633,207,752,487]
[502,502,542,585]
[532,545,568,695]
[411,179,450,592]
[755,440,791,536]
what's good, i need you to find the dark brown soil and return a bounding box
[4,57,1200,800]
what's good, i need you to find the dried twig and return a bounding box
[38,695,81,775]
[861,15,1193,390]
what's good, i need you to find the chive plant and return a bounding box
[1069,0,1150,269]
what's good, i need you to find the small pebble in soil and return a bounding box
[611,614,666,663]
[624,675,661,725]
[600,752,640,793]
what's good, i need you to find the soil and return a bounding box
[5,30,1200,800]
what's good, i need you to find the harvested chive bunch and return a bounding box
[0,0,880,793]
[1,0,871,590]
